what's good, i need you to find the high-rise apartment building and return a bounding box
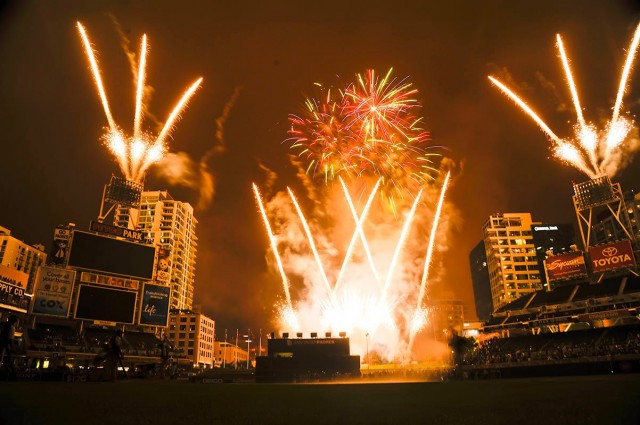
[482,213,543,311]
[115,191,197,310]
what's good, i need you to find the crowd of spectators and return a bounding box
[463,325,640,366]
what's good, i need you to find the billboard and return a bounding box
[90,221,149,244]
[544,251,588,282]
[31,266,75,317]
[48,226,71,266]
[79,272,140,291]
[155,248,171,283]
[74,284,137,324]
[67,231,156,279]
[0,264,28,290]
[589,240,636,273]
[139,283,171,326]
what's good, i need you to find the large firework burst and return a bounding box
[288,68,440,208]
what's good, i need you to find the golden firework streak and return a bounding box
[333,179,381,295]
[77,22,117,132]
[408,171,450,348]
[339,178,382,288]
[253,183,293,309]
[287,187,334,297]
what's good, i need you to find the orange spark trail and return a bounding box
[408,172,450,350]
[488,76,597,178]
[414,172,449,319]
[556,35,586,128]
[488,76,562,145]
[333,179,381,295]
[556,34,599,170]
[76,22,117,132]
[253,183,293,308]
[380,188,423,304]
[155,77,203,146]
[136,77,203,180]
[134,34,147,139]
[611,22,640,127]
[339,178,382,288]
[287,187,333,296]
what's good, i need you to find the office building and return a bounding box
[469,240,493,322]
[167,309,215,368]
[531,223,576,288]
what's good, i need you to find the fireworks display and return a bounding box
[256,68,451,361]
[254,171,451,362]
[288,68,441,211]
[488,22,640,178]
[77,22,203,183]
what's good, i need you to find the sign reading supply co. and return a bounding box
[589,240,636,273]
[32,266,76,317]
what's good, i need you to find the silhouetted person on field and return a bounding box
[0,315,18,373]
[105,329,124,381]
[159,334,174,378]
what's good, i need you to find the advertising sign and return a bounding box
[31,266,75,317]
[139,283,171,326]
[589,240,636,273]
[0,281,25,298]
[48,226,71,266]
[68,231,156,279]
[155,248,171,283]
[89,221,149,244]
[79,272,140,290]
[74,284,137,324]
[544,251,588,282]
[0,264,29,289]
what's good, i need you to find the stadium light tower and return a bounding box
[572,176,637,249]
[97,175,143,224]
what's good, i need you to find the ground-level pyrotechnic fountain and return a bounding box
[253,69,453,365]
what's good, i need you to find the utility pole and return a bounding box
[235,329,239,370]
[223,329,227,368]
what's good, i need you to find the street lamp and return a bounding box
[243,335,252,369]
[365,332,370,370]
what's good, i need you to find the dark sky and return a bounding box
[1,1,640,331]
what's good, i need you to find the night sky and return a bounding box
[2,1,640,332]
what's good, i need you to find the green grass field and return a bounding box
[1,375,639,425]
